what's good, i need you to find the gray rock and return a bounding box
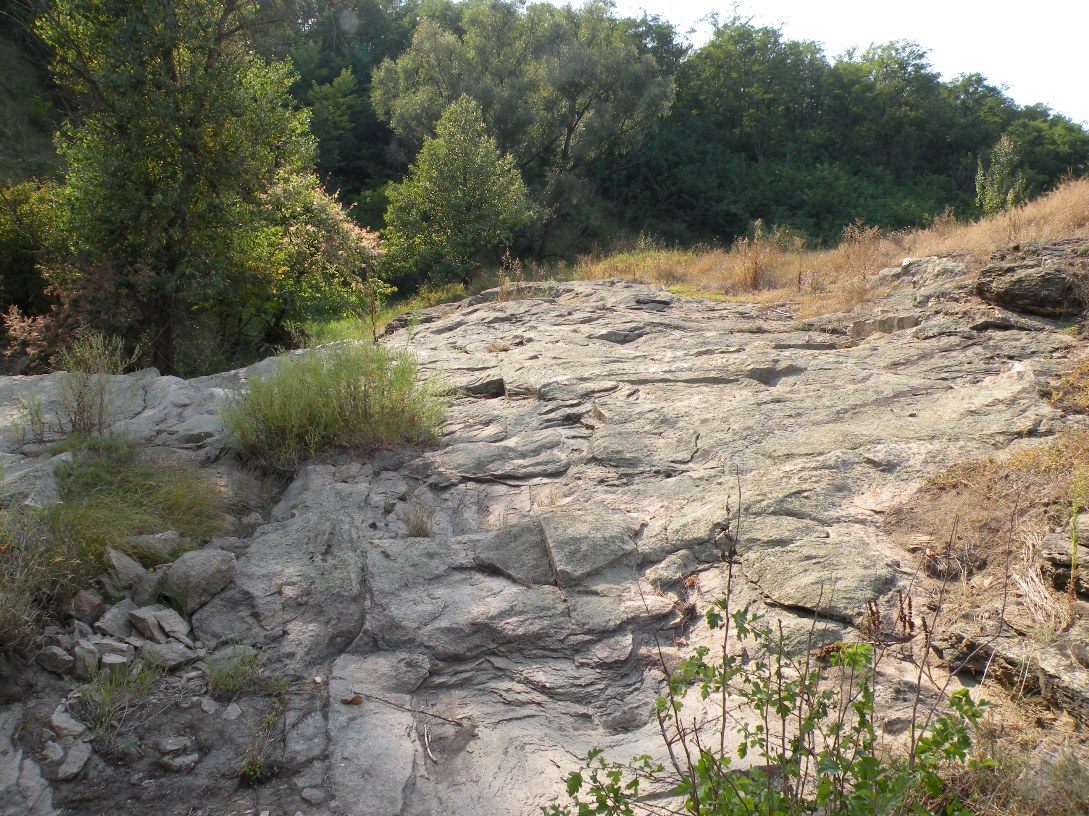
[41,741,65,764]
[158,736,194,755]
[537,504,638,587]
[160,753,199,772]
[160,549,236,614]
[93,599,138,639]
[141,641,199,671]
[0,705,55,816]
[976,262,1083,317]
[128,606,170,643]
[71,641,99,681]
[88,637,136,660]
[221,703,242,721]
[104,548,147,592]
[36,647,74,677]
[99,653,131,676]
[473,520,554,585]
[0,453,69,509]
[67,590,105,624]
[49,706,87,739]
[127,530,183,562]
[153,607,192,645]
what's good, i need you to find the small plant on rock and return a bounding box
[221,342,443,472]
[546,590,990,816]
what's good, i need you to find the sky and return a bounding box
[609,0,1088,126]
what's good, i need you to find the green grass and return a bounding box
[220,342,444,473]
[0,436,228,652]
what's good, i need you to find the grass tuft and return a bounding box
[220,342,444,473]
[0,437,227,652]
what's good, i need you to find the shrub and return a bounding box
[220,342,443,472]
[546,594,990,816]
[51,331,138,436]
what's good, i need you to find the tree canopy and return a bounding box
[32,0,377,374]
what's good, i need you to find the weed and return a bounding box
[51,332,138,437]
[547,597,990,816]
[221,343,444,473]
[76,659,161,751]
[239,688,285,786]
[11,394,45,446]
[1046,356,1089,413]
[205,648,286,701]
[403,501,435,537]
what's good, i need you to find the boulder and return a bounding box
[975,262,1083,317]
[160,549,236,614]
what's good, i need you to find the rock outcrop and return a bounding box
[1,254,1088,815]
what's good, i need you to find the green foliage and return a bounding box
[371,0,674,254]
[35,0,380,375]
[382,95,532,286]
[976,134,1027,215]
[547,601,989,816]
[0,32,59,183]
[0,180,58,314]
[220,342,444,472]
[77,659,162,748]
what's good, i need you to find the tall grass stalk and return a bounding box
[221,342,443,473]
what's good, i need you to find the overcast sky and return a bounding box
[609,0,1087,126]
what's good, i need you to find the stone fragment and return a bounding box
[49,706,87,739]
[94,599,138,639]
[158,736,194,755]
[89,637,136,660]
[160,549,236,614]
[160,753,199,772]
[56,740,92,781]
[100,653,132,676]
[72,640,99,681]
[153,607,193,645]
[200,697,219,715]
[141,641,199,671]
[68,589,106,624]
[221,702,242,721]
[42,741,65,763]
[128,606,170,643]
[36,646,74,676]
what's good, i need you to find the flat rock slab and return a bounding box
[538,504,639,586]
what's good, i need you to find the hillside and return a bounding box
[4,239,1089,814]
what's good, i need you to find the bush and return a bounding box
[547,593,990,816]
[220,342,443,472]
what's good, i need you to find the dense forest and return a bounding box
[2,0,1088,372]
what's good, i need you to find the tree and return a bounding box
[34,0,377,374]
[976,133,1026,215]
[371,0,673,255]
[382,95,532,285]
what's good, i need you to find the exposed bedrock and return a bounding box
[2,256,1087,815]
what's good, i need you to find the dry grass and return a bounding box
[575,177,1089,316]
